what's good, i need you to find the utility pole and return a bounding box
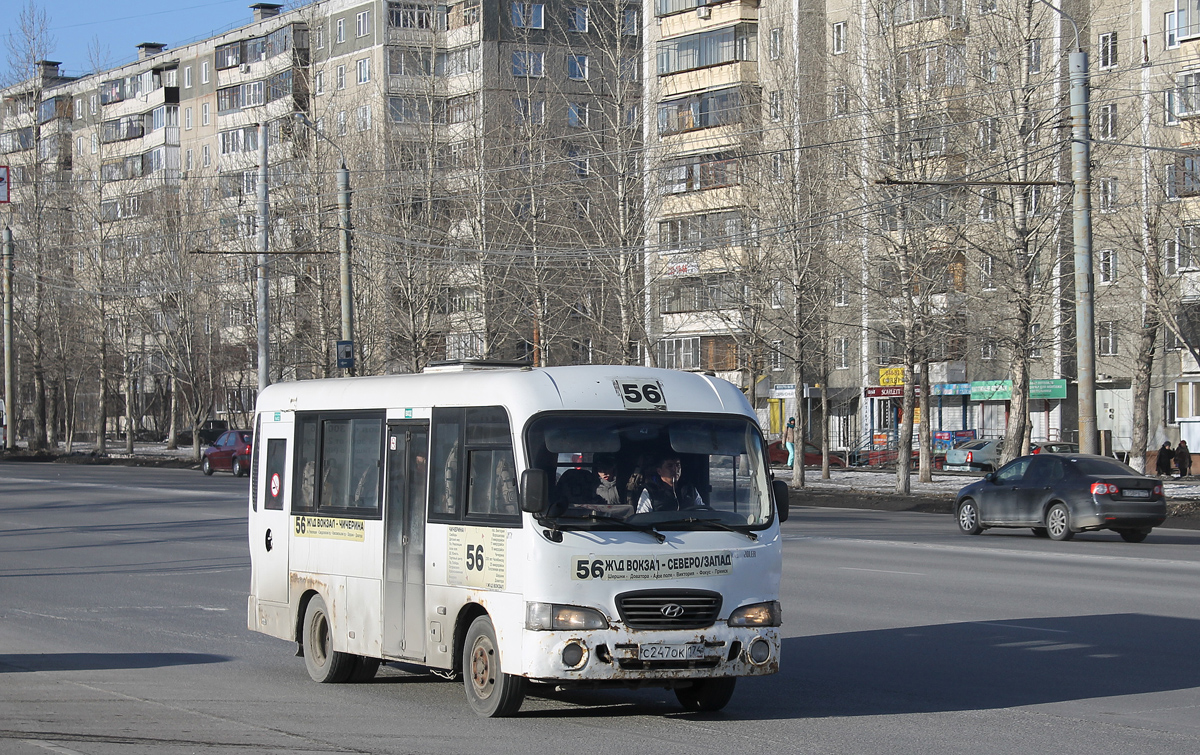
[3,227,13,450]
[337,161,354,376]
[1069,49,1097,455]
[256,122,271,393]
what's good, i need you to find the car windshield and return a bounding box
[525,414,771,529]
[1069,457,1139,476]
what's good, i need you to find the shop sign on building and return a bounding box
[970,378,1068,401]
[879,367,905,386]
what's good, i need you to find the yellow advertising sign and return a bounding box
[447,525,507,591]
[293,515,365,542]
[879,367,905,386]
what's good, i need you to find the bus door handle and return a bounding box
[265,529,273,552]
[402,535,409,546]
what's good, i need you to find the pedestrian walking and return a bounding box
[1156,441,1175,477]
[783,417,797,468]
[1176,439,1192,478]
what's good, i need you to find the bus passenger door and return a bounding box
[254,419,292,605]
[382,422,429,660]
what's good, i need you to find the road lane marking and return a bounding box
[839,566,925,576]
[784,534,1200,570]
[975,622,1070,634]
[22,741,87,755]
[0,476,234,499]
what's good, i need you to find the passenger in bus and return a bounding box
[321,458,347,506]
[635,454,705,514]
[593,454,623,506]
[494,453,519,515]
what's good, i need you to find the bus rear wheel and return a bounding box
[302,595,354,683]
[463,615,526,717]
[675,677,737,712]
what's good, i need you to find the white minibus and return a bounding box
[247,362,787,716]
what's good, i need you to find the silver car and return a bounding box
[943,439,1003,472]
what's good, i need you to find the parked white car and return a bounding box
[944,439,1004,472]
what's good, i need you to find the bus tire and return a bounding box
[302,595,354,683]
[463,615,525,717]
[675,677,737,712]
[349,656,381,682]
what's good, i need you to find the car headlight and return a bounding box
[525,602,608,631]
[728,600,782,627]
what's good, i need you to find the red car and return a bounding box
[768,440,847,467]
[202,430,253,477]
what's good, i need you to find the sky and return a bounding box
[3,0,295,77]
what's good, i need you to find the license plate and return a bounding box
[638,643,705,661]
[1122,489,1150,498]
[946,465,970,472]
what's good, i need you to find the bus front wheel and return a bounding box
[463,615,526,717]
[675,677,737,712]
[302,595,354,683]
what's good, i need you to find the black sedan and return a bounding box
[954,453,1166,542]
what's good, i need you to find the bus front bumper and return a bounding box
[521,626,780,683]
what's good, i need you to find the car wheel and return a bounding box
[1045,503,1074,541]
[675,677,737,712]
[957,499,983,535]
[202,457,213,476]
[1031,527,1049,538]
[1116,528,1150,543]
[463,615,525,717]
[232,457,244,477]
[302,595,354,683]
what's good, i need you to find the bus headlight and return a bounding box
[728,601,782,627]
[525,602,608,631]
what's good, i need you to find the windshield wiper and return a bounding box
[550,511,666,543]
[677,516,757,541]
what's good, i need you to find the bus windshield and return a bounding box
[525,414,772,529]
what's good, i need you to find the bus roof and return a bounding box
[253,365,754,425]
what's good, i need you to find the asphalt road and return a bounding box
[2,462,1199,754]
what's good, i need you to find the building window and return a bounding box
[769,27,783,60]
[357,104,372,131]
[1098,177,1118,212]
[770,341,784,371]
[834,275,848,306]
[1099,31,1118,69]
[771,152,785,179]
[980,187,998,221]
[1028,39,1042,74]
[337,65,346,89]
[659,337,700,370]
[202,102,210,125]
[184,107,193,129]
[568,54,589,80]
[357,10,371,37]
[1166,389,1177,425]
[980,117,999,151]
[184,66,192,88]
[357,58,371,83]
[981,336,997,361]
[1098,321,1119,355]
[980,254,995,289]
[831,85,848,115]
[512,2,545,28]
[512,50,545,77]
[1167,11,1180,49]
[567,101,588,127]
[622,6,639,35]
[1099,248,1118,283]
[981,48,998,83]
[203,143,211,166]
[338,110,348,136]
[768,90,782,121]
[1167,89,1179,125]
[1097,103,1117,139]
[979,0,997,13]
[568,5,588,32]
[513,97,545,123]
[336,18,346,42]
[835,337,850,369]
[832,21,846,54]
[315,71,325,95]
[1029,323,1043,359]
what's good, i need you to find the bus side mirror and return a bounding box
[520,468,549,514]
[771,479,789,522]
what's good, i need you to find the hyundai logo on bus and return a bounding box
[660,603,685,618]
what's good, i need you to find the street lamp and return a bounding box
[293,112,355,375]
[1035,0,1097,454]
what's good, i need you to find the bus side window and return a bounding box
[467,448,518,517]
[294,416,319,512]
[430,409,463,517]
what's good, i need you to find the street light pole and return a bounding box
[256,122,271,394]
[294,113,354,375]
[3,226,14,449]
